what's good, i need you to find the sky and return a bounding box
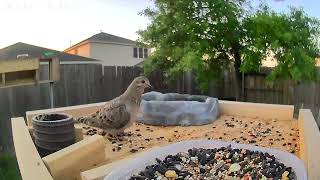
[0,0,319,51]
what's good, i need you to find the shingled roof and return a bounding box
[0,42,100,62]
[87,32,136,45]
[64,32,136,52]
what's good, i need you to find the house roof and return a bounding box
[64,32,137,52]
[0,42,100,62]
[87,32,136,45]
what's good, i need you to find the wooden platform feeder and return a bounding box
[10,101,320,180]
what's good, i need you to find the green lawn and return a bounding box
[0,154,21,180]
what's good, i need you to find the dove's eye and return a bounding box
[141,80,145,83]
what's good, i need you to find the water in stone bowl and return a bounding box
[137,91,219,126]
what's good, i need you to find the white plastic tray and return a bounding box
[104,140,307,180]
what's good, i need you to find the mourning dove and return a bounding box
[75,76,151,137]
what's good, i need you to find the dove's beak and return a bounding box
[146,82,152,88]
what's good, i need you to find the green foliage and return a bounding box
[0,154,21,180]
[139,0,320,93]
[242,7,320,82]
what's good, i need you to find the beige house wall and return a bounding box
[65,42,149,66]
[89,42,144,66]
[65,43,91,58]
[262,56,320,68]
[262,55,277,67]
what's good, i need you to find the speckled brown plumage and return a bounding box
[75,76,151,135]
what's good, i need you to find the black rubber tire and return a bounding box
[32,113,75,151]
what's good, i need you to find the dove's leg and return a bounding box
[114,130,129,141]
[106,129,128,141]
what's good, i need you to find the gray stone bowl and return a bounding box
[137,91,219,126]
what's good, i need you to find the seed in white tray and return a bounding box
[165,170,177,178]
[129,147,296,180]
[190,156,198,163]
[229,163,241,172]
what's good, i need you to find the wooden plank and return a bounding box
[298,109,320,179]
[0,58,39,73]
[11,117,53,180]
[42,135,106,180]
[219,100,294,120]
[2,73,5,85]
[49,57,60,81]
[81,146,160,180]
[103,66,115,100]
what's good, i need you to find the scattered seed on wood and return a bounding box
[130,149,138,153]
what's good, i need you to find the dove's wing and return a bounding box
[98,99,131,130]
[75,97,131,131]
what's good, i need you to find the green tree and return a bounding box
[138,0,320,99]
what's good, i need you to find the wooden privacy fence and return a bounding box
[244,74,320,121]
[1,63,320,154]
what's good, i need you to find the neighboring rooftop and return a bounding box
[86,32,136,45]
[0,42,100,62]
[64,32,136,52]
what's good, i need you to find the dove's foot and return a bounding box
[117,132,133,137]
[106,133,128,141]
[115,132,129,141]
[97,130,106,136]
